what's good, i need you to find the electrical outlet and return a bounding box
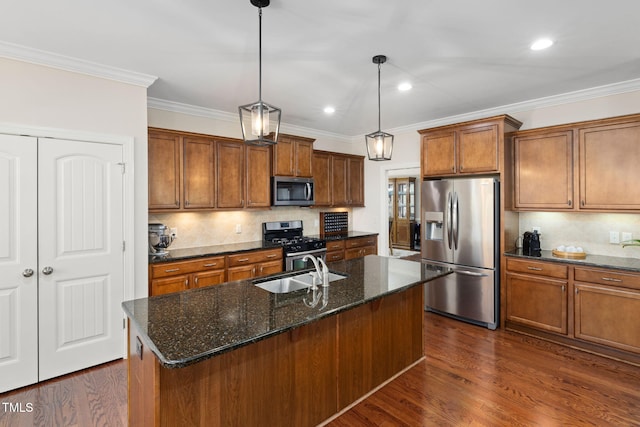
[532,226,541,234]
[609,231,620,244]
[622,232,633,243]
[235,224,242,234]
[170,228,178,238]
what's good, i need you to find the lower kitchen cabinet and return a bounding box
[326,239,345,262]
[505,256,640,363]
[149,255,226,296]
[226,248,283,281]
[344,235,378,260]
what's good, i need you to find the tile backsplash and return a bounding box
[519,212,640,258]
[149,207,351,250]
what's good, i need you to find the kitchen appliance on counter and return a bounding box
[522,230,541,256]
[421,177,499,330]
[263,220,326,271]
[271,176,315,206]
[149,223,175,256]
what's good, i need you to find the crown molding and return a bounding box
[385,77,640,138]
[147,97,352,143]
[0,41,157,87]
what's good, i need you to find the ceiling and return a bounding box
[2,0,639,137]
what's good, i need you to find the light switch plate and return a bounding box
[609,231,620,244]
[622,232,633,242]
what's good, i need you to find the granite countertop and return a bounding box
[149,231,379,264]
[123,255,449,369]
[505,249,640,273]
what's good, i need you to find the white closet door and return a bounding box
[38,138,124,381]
[0,135,38,393]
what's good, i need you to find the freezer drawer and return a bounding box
[424,264,497,329]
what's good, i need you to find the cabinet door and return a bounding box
[183,137,215,209]
[312,151,332,206]
[458,124,499,174]
[579,120,640,210]
[295,140,314,177]
[331,155,349,206]
[216,140,245,208]
[272,136,295,176]
[151,275,190,296]
[246,145,271,208]
[257,259,283,278]
[148,131,181,209]
[347,156,364,206]
[506,272,567,334]
[575,283,640,354]
[422,131,456,176]
[514,130,574,210]
[227,264,256,281]
[193,270,225,289]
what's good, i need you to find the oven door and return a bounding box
[285,248,327,271]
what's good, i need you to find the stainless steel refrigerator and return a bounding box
[421,177,499,329]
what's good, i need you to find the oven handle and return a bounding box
[285,248,327,258]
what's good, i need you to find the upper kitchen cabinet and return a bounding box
[513,128,574,210]
[314,151,365,207]
[579,116,640,210]
[272,134,314,177]
[148,130,181,210]
[148,128,270,212]
[510,113,640,212]
[418,115,522,178]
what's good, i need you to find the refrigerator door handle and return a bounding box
[446,192,453,250]
[452,191,459,250]
[453,269,489,277]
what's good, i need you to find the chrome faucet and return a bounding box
[302,254,330,288]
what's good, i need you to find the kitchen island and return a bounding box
[123,255,450,426]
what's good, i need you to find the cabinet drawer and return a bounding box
[227,248,282,267]
[506,258,568,279]
[345,236,377,249]
[326,251,345,262]
[326,240,345,251]
[151,256,224,279]
[574,267,640,290]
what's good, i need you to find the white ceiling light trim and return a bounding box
[530,38,554,50]
[0,41,157,87]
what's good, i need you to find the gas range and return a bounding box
[263,220,326,271]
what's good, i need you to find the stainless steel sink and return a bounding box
[254,271,347,294]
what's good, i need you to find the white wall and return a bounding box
[0,57,150,298]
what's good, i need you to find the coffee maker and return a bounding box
[522,230,541,256]
[149,223,175,256]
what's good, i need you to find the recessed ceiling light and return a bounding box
[398,82,413,91]
[530,38,554,51]
[323,106,335,114]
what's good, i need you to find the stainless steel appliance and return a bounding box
[262,220,326,271]
[271,177,315,206]
[421,177,499,329]
[149,223,175,256]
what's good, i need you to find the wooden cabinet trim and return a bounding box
[505,258,568,279]
[574,266,640,290]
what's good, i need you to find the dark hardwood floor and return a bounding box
[2,313,639,426]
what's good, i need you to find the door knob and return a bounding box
[23,269,34,277]
[42,266,54,275]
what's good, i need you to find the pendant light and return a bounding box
[365,55,393,161]
[239,0,281,146]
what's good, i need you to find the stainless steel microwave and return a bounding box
[271,176,315,206]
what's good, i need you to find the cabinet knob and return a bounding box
[568,200,572,206]
[185,200,190,207]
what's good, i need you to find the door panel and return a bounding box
[38,138,124,381]
[421,180,453,263]
[0,135,38,393]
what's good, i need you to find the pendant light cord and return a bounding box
[377,62,381,132]
[258,7,263,104]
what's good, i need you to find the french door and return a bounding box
[0,134,125,392]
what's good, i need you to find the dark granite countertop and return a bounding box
[123,255,449,369]
[505,249,640,273]
[149,231,379,264]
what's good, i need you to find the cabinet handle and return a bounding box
[185,200,190,207]
[185,278,189,287]
[568,200,572,206]
[165,268,180,273]
[581,200,585,207]
[203,263,218,267]
[194,277,199,285]
[175,200,179,206]
[527,266,542,271]
[561,285,566,292]
[602,277,623,283]
[575,288,579,294]
[260,266,264,274]
[266,254,277,258]
[237,258,250,262]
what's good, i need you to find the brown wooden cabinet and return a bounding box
[513,129,574,210]
[344,235,378,260]
[574,267,640,354]
[313,151,365,207]
[149,255,226,296]
[148,131,181,210]
[419,116,522,178]
[272,134,314,177]
[227,248,283,281]
[505,258,569,334]
[325,239,345,262]
[148,128,271,212]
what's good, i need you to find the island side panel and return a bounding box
[128,319,161,427]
